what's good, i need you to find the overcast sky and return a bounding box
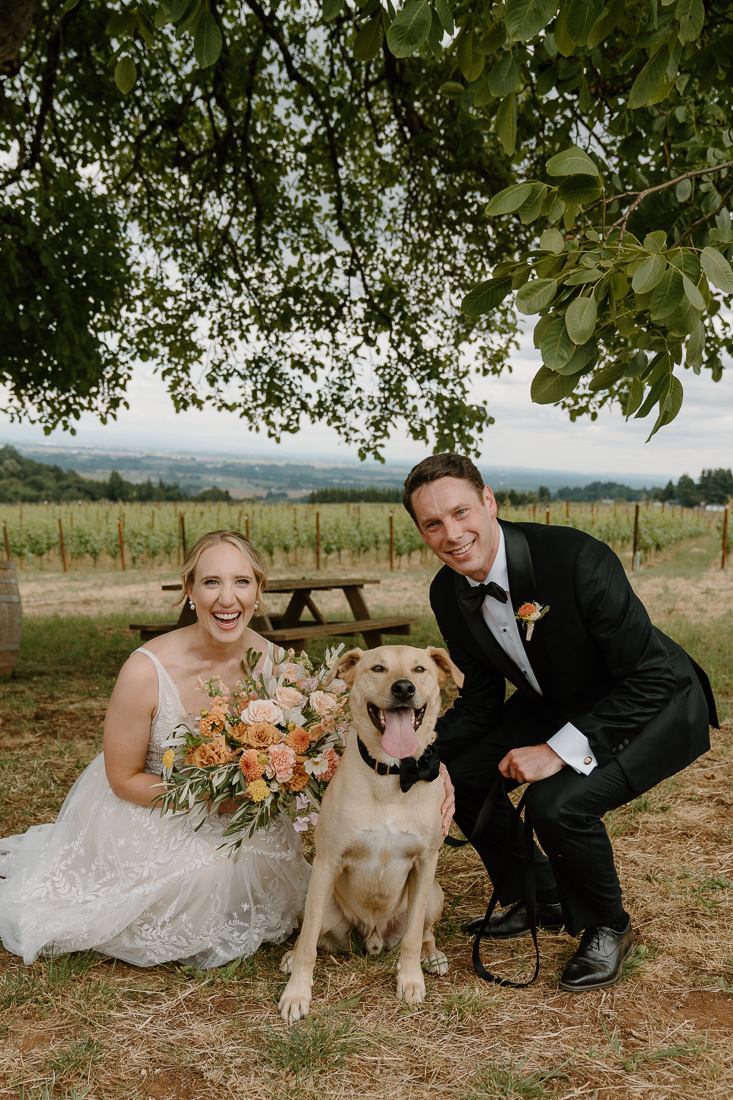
[1,331,730,482]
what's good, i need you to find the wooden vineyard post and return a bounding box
[245,514,250,540]
[631,503,640,571]
[2,522,9,561]
[565,499,569,520]
[722,505,729,570]
[316,512,321,571]
[389,512,394,570]
[58,518,67,573]
[590,503,594,526]
[118,518,126,571]
[180,514,187,558]
[532,503,536,521]
[545,505,550,525]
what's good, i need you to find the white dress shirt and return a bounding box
[466,526,597,776]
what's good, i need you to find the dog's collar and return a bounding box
[356,735,441,793]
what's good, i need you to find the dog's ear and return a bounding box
[327,648,364,687]
[426,646,459,687]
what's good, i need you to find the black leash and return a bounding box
[444,775,539,988]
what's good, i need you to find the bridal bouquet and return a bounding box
[157,645,349,855]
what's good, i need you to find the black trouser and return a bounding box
[446,692,635,937]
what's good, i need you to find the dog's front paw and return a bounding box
[278,979,312,1023]
[422,950,449,976]
[279,950,295,974]
[397,973,426,1006]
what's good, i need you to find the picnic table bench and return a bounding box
[130,576,416,651]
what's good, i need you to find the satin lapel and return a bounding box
[452,570,538,701]
[501,520,553,702]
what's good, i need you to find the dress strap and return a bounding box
[136,647,184,715]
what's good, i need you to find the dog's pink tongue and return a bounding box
[382,708,418,759]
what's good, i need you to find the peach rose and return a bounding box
[275,685,306,710]
[240,698,284,726]
[285,726,311,753]
[284,764,310,791]
[329,678,347,695]
[309,691,338,717]
[238,721,282,749]
[321,747,340,782]
[240,748,266,783]
[517,602,537,619]
[185,735,231,767]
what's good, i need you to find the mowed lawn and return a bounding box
[0,539,732,1100]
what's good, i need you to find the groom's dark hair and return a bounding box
[403,453,485,522]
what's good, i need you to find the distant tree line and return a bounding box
[0,446,232,503]
[656,469,733,508]
[308,487,403,504]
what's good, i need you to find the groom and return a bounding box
[404,453,718,992]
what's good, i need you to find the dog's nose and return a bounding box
[391,679,416,702]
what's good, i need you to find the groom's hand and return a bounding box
[499,744,565,784]
[439,763,455,836]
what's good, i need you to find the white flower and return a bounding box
[282,707,305,726]
[324,643,346,670]
[240,698,284,726]
[305,752,330,777]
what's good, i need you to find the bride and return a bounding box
[0,530,310,968]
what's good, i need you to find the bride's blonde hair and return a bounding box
[177,530,268,611]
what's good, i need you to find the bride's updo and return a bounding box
[177,530,268,609]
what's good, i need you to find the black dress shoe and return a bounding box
[559,919,633,992]
[462,898,565,939]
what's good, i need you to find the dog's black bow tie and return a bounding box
[459,580,509,615]
[356,736,441,793]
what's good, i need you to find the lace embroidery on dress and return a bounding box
[0,643,309,969]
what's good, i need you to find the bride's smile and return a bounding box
[191,541,259,641]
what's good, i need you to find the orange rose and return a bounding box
[284,764,310,791]
[517,602,536,619]
[285,727,311,753]
[185,735,231,767]
[308,722,323,743]
[240,748,266,783]
[238,721,282,749]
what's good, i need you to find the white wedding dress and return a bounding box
[0,647,310,968]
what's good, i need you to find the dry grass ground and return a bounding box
[1,537,732,1100]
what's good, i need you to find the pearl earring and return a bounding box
[189,598,195,610]
[254,600,259,611]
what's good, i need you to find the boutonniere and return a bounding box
[516,602,549,641]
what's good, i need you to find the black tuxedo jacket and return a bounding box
[431,520,717,795]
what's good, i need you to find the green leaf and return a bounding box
[546,145,598,177]
[194,11,222,67]
[354,15,384,60]
[650,268,684,319]
[137,15,156,46]
[495,93,517,156]
[540,228,565,253]
[477,23,507,54]
[439,81,466,98]
[457,19,485,81]
[631,254,667,293]
[643,230,667,253]
[610,272,629,299]
[556,336,597,375]
[565,0,603,45]
[473,76,494,106]
[487,52,520,96]
[624,377,644,417]
[434,0,454,35]
[686,319,706,366]
[700,246,733,293]
[587,0,622,49]
[323,0,344,22]
[540,316,574,368]
[558,175,602,204]
[106,13,137,36]
[114,56,137,95]
[565,295,597,343]
[155,4,170,28]
[629,42,672,109]
[387,0,432,56]
[553,1,575,55]
[545,193,566,223]
[515,277,558,314]
[61,0,82,10]
[564,267,603,285]
[681,273,705,311]
[675,177,692,202]
[505,0,558,41]
[676,0,704,43]
[588,358,628,391]
[485,182,534,215]
[518,183,547,224]
[461,276,513,316]
[646,375,683,440]
[531,365,579,403]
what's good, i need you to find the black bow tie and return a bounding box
[356,736,441,793]
[459,580,509,615]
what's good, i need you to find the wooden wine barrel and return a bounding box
[0,560,22,677]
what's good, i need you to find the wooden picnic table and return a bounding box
[130,577,416,650]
